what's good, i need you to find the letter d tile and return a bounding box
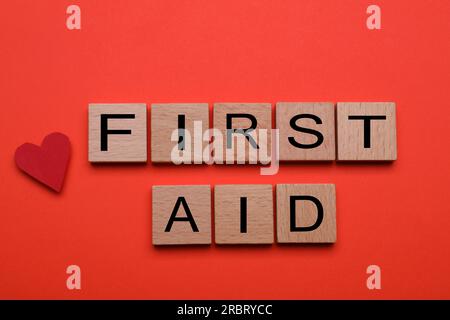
[276,184,336,243]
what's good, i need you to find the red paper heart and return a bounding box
[15,132,70,192]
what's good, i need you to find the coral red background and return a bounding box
[1,0,449,299]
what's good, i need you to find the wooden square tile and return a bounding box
[89,103,147,162]
[337,102,397,160]
[152,185,211,245]
[276,184,336,243]
[151,103,209,163]
[214,184,273,244]
[276,102,336,161]
[213,103,272,164]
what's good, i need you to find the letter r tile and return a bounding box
[152,185,211,245]
[88,103,147,162]
[213,103,272,164]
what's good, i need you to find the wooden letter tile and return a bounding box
[89,103,147,162]
[276,102,335,161]
[214,184,273,244]
[213,103,272,164]
[337,102,397,160]
[152,185,211,245]
[151,103,209,163]
[277,184,336,243]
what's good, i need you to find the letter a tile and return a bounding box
[152,185,211,245]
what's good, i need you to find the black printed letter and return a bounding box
[290,195,323,232]
[100,114,135,151]
[165,197,199,232]
[240,197,247,233]
[226,114,259,149]
[288,114,324,149]
[348,115,386,148]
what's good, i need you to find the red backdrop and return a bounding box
[1,0,449,299]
